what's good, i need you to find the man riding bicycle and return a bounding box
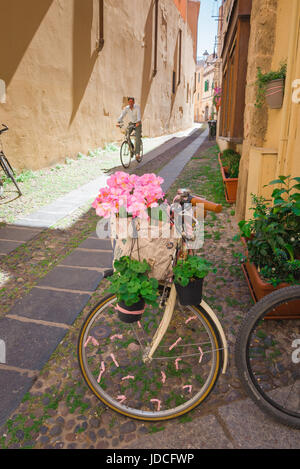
[117,97,142,162]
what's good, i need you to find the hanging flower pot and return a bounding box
[173,256,215,306]
[107,256,159,324]
[175,277,204,306]
[265,78,285,109]
[255,63,286,109]
[116,298,146,323]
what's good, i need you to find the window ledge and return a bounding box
[218,136,243,144]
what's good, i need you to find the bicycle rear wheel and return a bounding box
[78,291,223,421]
[0,154,22,195]
[120,141,131,169]
[235,285,300,429]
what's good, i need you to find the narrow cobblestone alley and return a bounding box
[0,132,299,449]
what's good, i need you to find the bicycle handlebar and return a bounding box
[175,189,222,214]
[191,195,222,214]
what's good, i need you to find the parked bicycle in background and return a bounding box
[0,124,22,197]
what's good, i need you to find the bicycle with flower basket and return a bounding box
[77,172,228,421]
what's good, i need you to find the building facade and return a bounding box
[194,54,217,122]
[217,0,300,220]
[0,0,200,170]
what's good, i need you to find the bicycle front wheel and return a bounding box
[120,141,131,169]
[235,285,300,429]
[78,292,224,421]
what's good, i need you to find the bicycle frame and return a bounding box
[126,126,136,151]
[142,196,229,374]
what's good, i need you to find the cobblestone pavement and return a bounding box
[0,136,299,449]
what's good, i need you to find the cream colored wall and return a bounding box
[0,0,196,170]
[235,0,278,220]
[263,0,293,150]
[241,0,300,220]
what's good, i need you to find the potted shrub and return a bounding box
[173,255,216,305]
[255,62,287,109]
[108,256,159,323]
[218,149,241,203]
[235,176,300,318]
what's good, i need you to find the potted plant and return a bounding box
[108,256,159,323]
[255,62,287,109]
[235,176,300,318]
[213,86,222,113]
[218,149,241,203]
[173,255,216,305]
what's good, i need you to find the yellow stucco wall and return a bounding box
[0,0,197,170]
[264,0,293,151]
[238,0,300,220]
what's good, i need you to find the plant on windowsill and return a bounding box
[234,176,300,317]
[108,256,159,323]
[218,149,241,203]
[213,86,222,113]
[255,62,287,109]
[173,255,216,305]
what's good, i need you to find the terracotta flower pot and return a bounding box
[240,237,300,319]
[265,78,284,109]
[218,153,238,203]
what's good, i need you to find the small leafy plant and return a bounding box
[108,256,159,307]
[255,62,287,108]
[221,149,241,179]
[173,256,216,287]
[235,176,300,286]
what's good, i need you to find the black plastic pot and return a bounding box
[175,278,204,305]
[117,298,145,323]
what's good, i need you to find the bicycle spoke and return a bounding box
[78,295,223,420]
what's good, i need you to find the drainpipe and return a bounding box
[153,0,159,77]
[98,0,104,52]
[178,28,182,85]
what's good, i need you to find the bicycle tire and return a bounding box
[120,141,131,169]
[0,179,3,197]
[0,155,22,195]
[78,293,224,421]
[235,285,300,429]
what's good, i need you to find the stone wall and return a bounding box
[235,0,278,220]
[0,0,197,170]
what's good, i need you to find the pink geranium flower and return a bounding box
[92,172,165,219]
